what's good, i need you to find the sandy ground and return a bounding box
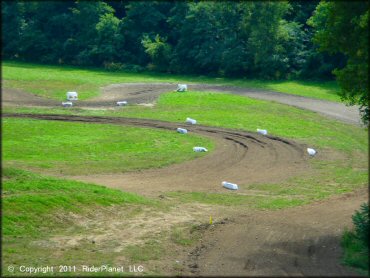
[2,84,367,276]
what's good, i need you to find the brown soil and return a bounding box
[2,84,367,276]
[3,113,310,197]
[184,188,367,276]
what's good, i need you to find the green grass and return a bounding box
[170,225,202,246]
[165,160,367,208]
[2,167,163,276]
[2,60,341,102]
[3,91,366,153]
[3,117,213,175]
[341,230,369,274]
[2,167,152,238]
[125,240,164,262]
[166,191,307,209]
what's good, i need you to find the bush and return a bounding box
[103,62,123,71]
[352,203,369,245]
[341,203,369,273]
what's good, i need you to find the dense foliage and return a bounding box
[308,1,369,123]
[2,0,340,80]
[2,1,368,121]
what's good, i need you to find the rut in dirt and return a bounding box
[3,113,309,196]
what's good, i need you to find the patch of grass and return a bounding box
[2,168,153,238]
[165,157,367,208]
[97,91,366,153]
[341,230,369,274]
[4,92,366,154]
[125,239,164,262]
[166,191,307,209]
[4,91,367,210]
[2,167,161,276]
[170,225,201,246]
[3,117,214,175]
[2,61,341,102]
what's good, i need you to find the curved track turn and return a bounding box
[3,113,308,196]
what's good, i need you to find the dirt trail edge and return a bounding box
[3,113,309,196]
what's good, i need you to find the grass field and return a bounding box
[3,61,342,102]
[3,117,213,175]
[2,168,164,276]
[3,90,367,207]
[2,62,368,275]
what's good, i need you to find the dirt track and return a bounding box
[3,112,309,197]
[2,84,367,276]
[3,83,362,125]
[188,188,366,276]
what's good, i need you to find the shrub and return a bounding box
[352,203,369,245]
[341,202,369,272]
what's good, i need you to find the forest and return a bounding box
[2,1,369,121]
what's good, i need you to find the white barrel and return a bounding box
[307,148,317,156]
[62,101,73,107]
[193,146,208,152]
[222,181,238,190]
[177,128,188,134]
[117,101,128,106]
[66,91,78,100]
[257,129,268,135]
[186,117,197,124]
[177,84,187,92]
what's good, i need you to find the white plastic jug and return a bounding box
[193,147,208,152]
[177,84,187,92]
[177,128,188,134]
[307,148,317,156]
[257,129,268,135]
[186,117,197,124]
[66,91,78,101]
[222,181,238,190]
[62,101,73,107]
[117,101,128,106]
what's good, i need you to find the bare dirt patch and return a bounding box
[183,188,367,276]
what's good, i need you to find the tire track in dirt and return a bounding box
[3,113,309,197]
[185,188,367,277]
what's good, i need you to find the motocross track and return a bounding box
[3,82,362,125]
[2,84,367,276]
[3,112,310,197]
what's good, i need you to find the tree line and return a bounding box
[2,1,368,121]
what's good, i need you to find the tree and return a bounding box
[118,1,172,65]
[141,34,172,72]
[2,1,23,58]
[308,1,369,123]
